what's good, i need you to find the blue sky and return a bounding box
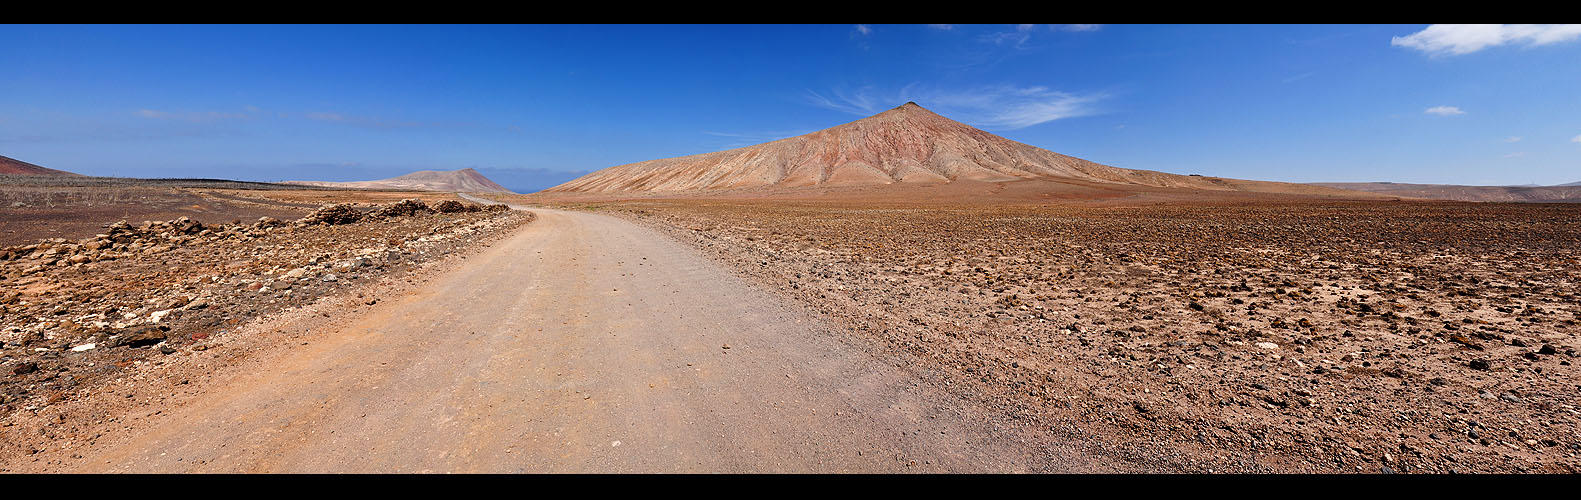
[2,24,1578,192]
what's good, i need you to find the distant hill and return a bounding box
[1310,182,1581,203]
[288,168,513,193]
[0,155,80,176]
[545,102,1374,199]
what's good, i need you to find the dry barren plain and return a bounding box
[555,197,1581,473]
[1,189,528,466]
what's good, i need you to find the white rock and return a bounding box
[1256,342,1279,350]
[71,343,97,352]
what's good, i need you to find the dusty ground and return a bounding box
[0,195,529,465]
[545,197,1581,473]
[1,206,1112,473]
[6,177,1576,473]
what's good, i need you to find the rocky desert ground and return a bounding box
[553,197,1581,473]
[6,177,1578,474]
[0,192,528,463]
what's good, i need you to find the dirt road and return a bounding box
[29,206,1110,473]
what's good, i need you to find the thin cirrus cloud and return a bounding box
[302,112,487,131]
[135,108,255,123]
[702,130,813,142]
[977,24,1102,48]
[1391,24,1581,56]
[701,129,815,149]
[135,107,429,130]
[1424,105,1465,116]
[806,84,1108,130]
[1572,134,1581,143]
[302,112,421,129]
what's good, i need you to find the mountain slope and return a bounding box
[0,155,81,176]
[289,168,512,193]
[545,102,1352,196]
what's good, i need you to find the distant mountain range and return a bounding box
[287,168,513,193]
[1310,182,1581,203]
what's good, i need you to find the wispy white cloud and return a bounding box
[807,83,1108,130]
[854,24,872,36]
[927,24,954,31]
[1392,24,1581,56]
[977,24,1101,49]
[1281,71,1317,84]
[1505,136,1522,143]
[304,112,421,129]
[805,87,885,116]
[979,24,1037,47]
[702,129,813,142]
[135,108,254,123]
[1572,134,1581,143]
[702,129,816,149]
[1424,105,1465,116]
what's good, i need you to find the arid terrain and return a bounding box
[4,103,1575,474]
[0,176,460,247]
[0,189,528,468]
[518,195,1581,473]
[4,175,1577,473]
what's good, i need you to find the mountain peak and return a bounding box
[546,104,1158,193]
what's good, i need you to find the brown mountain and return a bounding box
[544,102,1367,199]
[1311,182,1581,203]
[288,168,512,193]
[0,155,80,176]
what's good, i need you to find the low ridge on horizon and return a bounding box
[1311,181,1581,203]
[288,167,513,194]
[543,102,1354,197]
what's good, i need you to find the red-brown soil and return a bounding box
[528,195,1581,473]
[0,196,528,464]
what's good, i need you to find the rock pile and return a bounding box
[297,203,365,226]
[369,199,434,218]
